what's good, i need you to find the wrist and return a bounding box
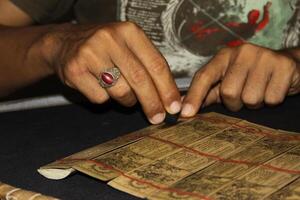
[27,25,58,77]
[33,23,74,75]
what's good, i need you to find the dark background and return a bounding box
[0,95,299,200]
[0,0,299,198]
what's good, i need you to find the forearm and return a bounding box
[0,25,55,97]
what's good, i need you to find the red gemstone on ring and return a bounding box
[101,72,114,85]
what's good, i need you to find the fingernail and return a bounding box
[169,101,181,114]
[181,104,195,117]
[150,113,165,124]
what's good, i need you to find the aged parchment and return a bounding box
[38,112,300,200]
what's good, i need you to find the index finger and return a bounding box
[123,23,181,114]
[181,49,232,117]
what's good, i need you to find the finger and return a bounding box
[201,84,221,108]
[220,44,259,111]
[241,53,273,109]
[66,63,109,104]
[123,22,181,114]
[87,52,137,107]
[106,40,166,124]
[181,49,231,117]
[105,76,137,107]
[265,58,295,106]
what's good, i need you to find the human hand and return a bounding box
[181,44,300,117]
[37,22,181,124]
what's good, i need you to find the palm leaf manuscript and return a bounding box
[38,112,300,200]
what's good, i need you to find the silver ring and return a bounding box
[99,67,121,88]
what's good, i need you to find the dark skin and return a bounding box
[182,46,300,117]
[0,0,299,123]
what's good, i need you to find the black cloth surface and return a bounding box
[0,96,299,200]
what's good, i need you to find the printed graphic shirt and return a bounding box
[11,0,300,79]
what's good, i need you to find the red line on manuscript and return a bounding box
[60,158,211,200]
[57,115,300,199]
[198,115,300,141]
[147,135,300,175]
[58,133,299,200]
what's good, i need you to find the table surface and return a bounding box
[0,95,299,200]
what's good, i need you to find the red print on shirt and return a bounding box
[190,2,272,48]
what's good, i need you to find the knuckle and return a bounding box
[112,84,131,99]
[78,44,93,58]
[220,85,239,100]
[230,62,245,69]
[122,21,141,32]
[194,69,212,84]
[278,56,296,72]
[96,28,115,41]
[265,94,284,106]
[218,47,232,55]
[260,49,275,60]
[241,92,262,106]
[90,93,109,104]
[239,43,256,52]
[148,56,168,74]
[64,61,88,78]
[129,67,148,85]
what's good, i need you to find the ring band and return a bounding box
[99,67,121,88]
